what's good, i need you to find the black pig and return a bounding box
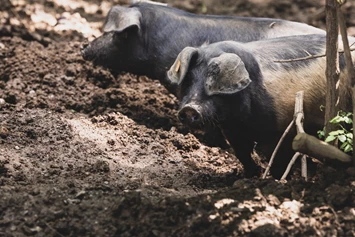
[167,34,355,178]
[81,2,325,94]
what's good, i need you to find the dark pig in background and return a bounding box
[167,34,355,178]
[81,2,325,94]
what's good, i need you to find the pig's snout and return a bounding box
[80,43,91,60]
[178,105,202,127]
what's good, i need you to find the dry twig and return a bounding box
[262,91,306,179]
[274,46,355,63]
[262,120,294,179]
[280,152,302,182]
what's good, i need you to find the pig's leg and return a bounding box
[222,129,260,177]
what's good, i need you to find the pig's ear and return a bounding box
[167,47,198,85]
[205,53,251,96]
[103,6,141,33]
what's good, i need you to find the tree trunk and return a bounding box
[325,0,340,141]
[337,4,355,164]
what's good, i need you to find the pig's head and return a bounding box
[81,6,143,73]
[167,44,254,130]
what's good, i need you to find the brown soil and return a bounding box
[1,0,355,236]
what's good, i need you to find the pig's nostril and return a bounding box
[191,113,200,122]
[178,106,201,125]
[178,111,187,122]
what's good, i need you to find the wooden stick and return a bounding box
[292,133,352,163]
[262,119,295,179]
[294,91,305,134]
[301,154,308,181]
[274,46,355,63]
[280,152,302,182]
[262,91,305,179]
[294,91,307,180]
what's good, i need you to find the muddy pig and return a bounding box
[81,2,325,94]
[167,34,355,178]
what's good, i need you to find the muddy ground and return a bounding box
[1,0,355,236]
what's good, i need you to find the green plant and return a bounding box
[318,111,353,153]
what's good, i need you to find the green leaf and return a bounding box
[344,144,352,153]
[325,135,337,143]
[329,115,342,124]
[340,142,347,149]
[344,117,352,124]
[317,130,325,139]
[338,134,347,143]
[329,130,344,136]
[321,110,353,154]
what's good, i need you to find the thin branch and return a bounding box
[280,152,302,182]
[262,119,295,179]
[274,46,355,63]
[294,91,307,180]
[304,50,312,57]
[295,91,305,134]
[301,154,308,181]
[262,91,305,179]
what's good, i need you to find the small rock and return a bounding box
[210,147,219,154]
[15,146,20,150]
[75,190,86,199]
[29,188,40,196]
[28,90,36,97]
[0,126,9,138]
[0,98,5,106]
[22,226,41,235]
[267,194,281,206]
[30,32,42,42]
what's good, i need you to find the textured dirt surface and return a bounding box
[1,0,355,236]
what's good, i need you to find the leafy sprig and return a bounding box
[318,111,353,153]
